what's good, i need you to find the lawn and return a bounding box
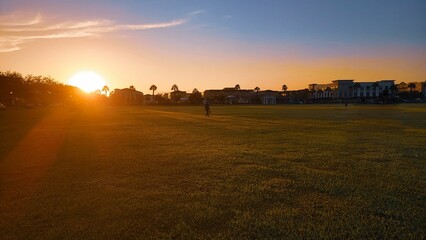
[0,104,425,239]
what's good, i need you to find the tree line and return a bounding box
[0,71,92,107]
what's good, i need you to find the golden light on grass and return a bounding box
[68,71,107,93]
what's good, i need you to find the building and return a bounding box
[110,88,144,105]
[204,88,287,104]
[204,88,255,104]
[309,80,396,102]
[169,90,188,103]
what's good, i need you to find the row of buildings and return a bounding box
[109,80,426,105]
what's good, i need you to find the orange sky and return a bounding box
[1,3,425,93]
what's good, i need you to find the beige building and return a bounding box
[309,80,395,101]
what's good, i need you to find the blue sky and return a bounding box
[0,0,425,91]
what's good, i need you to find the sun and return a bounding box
[68,71,107,93]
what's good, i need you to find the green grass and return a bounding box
[0,104,425,239]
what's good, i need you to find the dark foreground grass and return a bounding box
[0,104,425,239]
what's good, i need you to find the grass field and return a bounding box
[0,104,425,239]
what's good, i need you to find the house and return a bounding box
[204,88,254,104]
[169,90,188,103]
[110,88,144,105]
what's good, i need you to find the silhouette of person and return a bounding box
[204,100,211,117]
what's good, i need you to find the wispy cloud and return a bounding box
[0,12,43,26]
[121,19,185,30]
[189,10,206,16]
[0,12,187,53]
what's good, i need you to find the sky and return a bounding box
[0,0,425,93]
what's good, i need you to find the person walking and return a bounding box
[204,100,211,117]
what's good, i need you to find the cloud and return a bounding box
[121,19,186,30]
[0,12,186,53]
[0,12,42,26]
[189,10,205,16]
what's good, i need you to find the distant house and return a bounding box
[144,94,157,104]
[258,90,283,105]
[261,94,277,104]
[110,88,144,105]
[204,87,290,104]
[169,90,188,103]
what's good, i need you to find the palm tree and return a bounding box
[372,82,379,97]
[192,88,199,94]
[407,83,416,101]
[129,85,135,91]
[389,84,398,97]
[171,84,179,92]
[407,83,416,92]
[149,85,157,101]
[234,84,240,102]
[102,85,109,96]
[282,84,288,92]
[254,86,260,92]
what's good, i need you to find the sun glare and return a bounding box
[68,71,106,93]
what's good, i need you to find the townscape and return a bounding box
[1,71,425,109]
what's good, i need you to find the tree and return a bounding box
[234,84,241,102]
[408,83,416,92]
[149,85,157,101]
[102,85,109,96]
[171,84,179,92]
[389,84,398,96]
[282,84,288,91]
[189,88,202,104]
[129,85,135,91]
[407,83,416,101]
[254,86,260,92]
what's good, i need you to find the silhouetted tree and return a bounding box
[149,85,157,101]
[254,86,260,92]
[390,84,398,97]
[407,83,416,101]
[129,85,136,91]
[189,88,202,104]
[282,84,288,91]
[408,83,416,92]
[102,85,109,95]
[0,71,85,107]
[171,84,179,92]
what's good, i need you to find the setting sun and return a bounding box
[68,71,106,93]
